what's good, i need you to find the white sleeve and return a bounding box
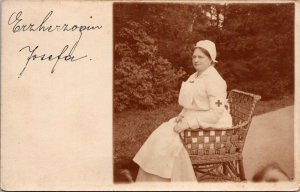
[183,75,227,129]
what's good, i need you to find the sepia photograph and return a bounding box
[113,2,294,183]
[1,0,298,190]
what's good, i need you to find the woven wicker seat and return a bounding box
[179,89,261,181]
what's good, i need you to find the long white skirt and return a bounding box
[133,117,197,182]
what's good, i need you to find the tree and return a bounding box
[114,3,294,111]
[218,3,294,99]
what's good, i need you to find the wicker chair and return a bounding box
[179,89,261,181]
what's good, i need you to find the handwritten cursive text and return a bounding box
[8,10,102,78]
[18,34,87,78]
[8,11,102,36]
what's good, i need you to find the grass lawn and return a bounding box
[113,95,294,183]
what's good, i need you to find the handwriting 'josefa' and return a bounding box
[8,11,103,78]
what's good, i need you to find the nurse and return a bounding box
[133,40,232,182]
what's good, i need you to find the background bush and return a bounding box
[114,3,294,112]
[114,21,186,111]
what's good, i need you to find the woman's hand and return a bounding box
[173,121,190,133]
[175,115,184,123]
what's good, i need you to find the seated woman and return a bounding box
[133,40,232,182]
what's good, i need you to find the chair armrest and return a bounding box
[183,121,249,132]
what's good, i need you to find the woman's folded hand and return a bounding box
[173,121,190,133]
[175,114,184,123]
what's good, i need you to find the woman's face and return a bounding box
[192,48,212,73]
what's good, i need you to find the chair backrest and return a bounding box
[228,89,261,127]
[180,89,261,159]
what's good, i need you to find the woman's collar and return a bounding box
[196,65,215,77]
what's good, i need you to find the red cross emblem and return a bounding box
[215,100,222,107]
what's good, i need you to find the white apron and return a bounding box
[133,80,200,181]
[133,117,197,181]
[178,81,198,110]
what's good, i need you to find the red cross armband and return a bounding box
[209,97,228,111]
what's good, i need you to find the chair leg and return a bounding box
[223,163,228,176]
[238,160,246,181]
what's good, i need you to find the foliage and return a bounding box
[114,3,294,111]
[114,21,186,111]
[217,3,294,99]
